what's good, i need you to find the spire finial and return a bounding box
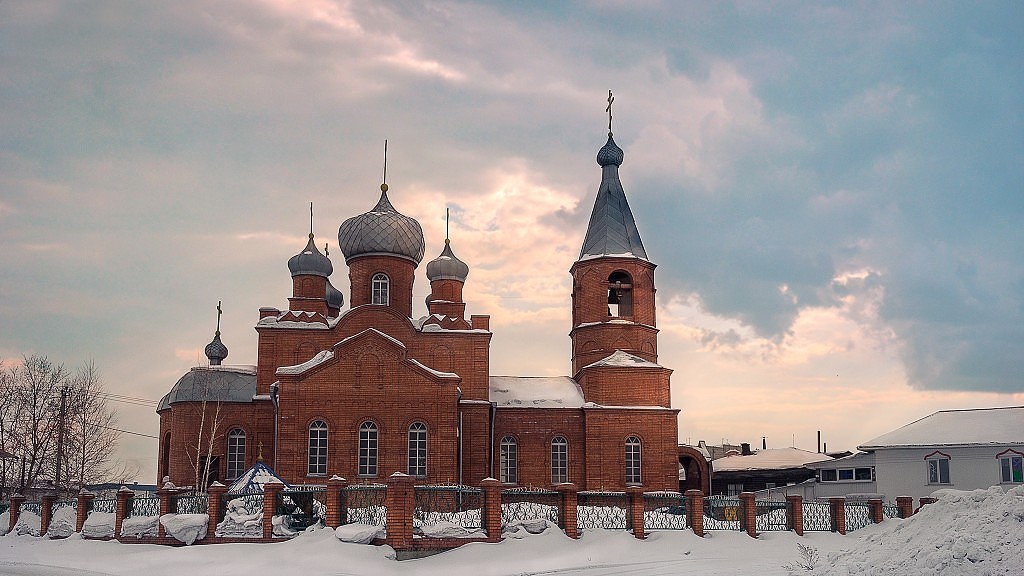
[257,441,264,463]
[324,243,329,257]
[445,207,450,244]
[309,201,314,239]
[606,90,615,136]
[215,300,222,335]
[381,139,389,193]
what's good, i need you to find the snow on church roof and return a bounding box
[489,376,585,408]
[859,406,1024,450]
[583,350,662,369]
[711,447,833,472]
[226,461,289,494]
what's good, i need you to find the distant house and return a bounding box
[709,447,833,496]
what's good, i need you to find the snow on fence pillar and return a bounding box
[76,490,94,533]
[868,498,884,524]
[326,476,347,528]
[480,478,503,542]
[896,496,914,519]
[555,483,579,539]
[207,483,227,540]
[40,494,55,536]
[626,487,646,540]
[9,494,25,534]
[917,497,937,513]
[115,487,133,538]
[684,490,704,537]
[739,492,758,538]
[262,479,283,540]
[829,497,846,535]
[786,495,804,535]
[385,472,415,551]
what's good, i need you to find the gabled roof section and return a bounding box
[226,461,288,494]
[711,447,833,472]
[489,376,584,408]
[859,406,1024,450]
[578,135,648,261]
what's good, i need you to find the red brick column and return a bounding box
[385,473,415,551]
[115,488,133,537]
[262,480,283,540]
[917,497,937,513]
[9,494,25,534]
[76,491,94,533]
[207,483,227,540]
[156,489,172,538]
[739,492,758,537]
[40,494,55,536]
[326,476,347,528]
[480,478,503,542]
[627,487,646,540]
[896,496,913,518]
[786,495,804,535]
[555,483,578,539]
[868,498,884,524]
[829,497,846,535]
[684,490,704,537]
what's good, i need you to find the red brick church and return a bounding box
[157,125,680,491]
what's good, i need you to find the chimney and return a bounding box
[741,443,751,456]
[762,436,767,450]
[817,431,821,453]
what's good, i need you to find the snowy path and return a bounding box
[0,561,117,576]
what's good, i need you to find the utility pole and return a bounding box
[55,385,68,497]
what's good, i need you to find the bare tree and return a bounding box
[183,361,226,491]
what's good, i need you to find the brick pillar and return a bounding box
[829,497,846,535]
[263,480,283,540]
[326,476,347,528]
[786,495,804,535]
[385,473,415,551]
[115,488,133,538]
[9,494,25,534]
[480,478,503,542]
[868,498,884,524]
[40,494,55,536]
[76,490,94,533]
[626,487,646,540]
[555,483,579,539]
[739,492,758,537]
[917,497,937,513]
[207,483,227,540]
[684,490,704,537]
[896,496,913,519]
[156,489,171,538]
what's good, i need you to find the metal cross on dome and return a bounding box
[606,90,615,135]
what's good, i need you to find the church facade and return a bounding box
[157,129,680,492]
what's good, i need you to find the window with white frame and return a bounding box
[1000,453,1023,483]
[226,428,246,480]
[927,453,951,485]
[408,422,427,477]
[625,436,642,485]
[371,273,389,305]
[359,421,378,477]
[500,436,518,484]
[819,467,874,482]
[551,436,568,484]
[308,420,328,476]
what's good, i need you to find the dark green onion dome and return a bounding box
[338,184,426,264]
[596,134,624,167]
[426,239,469,283]
[204,331,229,366]
[288,234,334,277]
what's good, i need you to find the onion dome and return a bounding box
[426,239,470,283]
[596,134,624,167]
[325,279,344,309]
[204,331,229,366]
[288,234,334,277]
[338,184,426,264]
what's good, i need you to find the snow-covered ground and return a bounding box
[0,486,1019,576]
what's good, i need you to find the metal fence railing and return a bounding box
[21,502,42,516]
[52,500,77,516]
[91,498,117,514]
[577,491,627,530]
[170,493,208,515]
[703,497,741,531]
[501,488,560,527]
[882,502,900,519]
[642,492,687,530]
[343,484,386,526]
[802,501,833,531]
[0,502,8,515]
[753,499,788,531]
[277,486,327,532]
[413,485,483,530]
[845,503,872,531]
[222,492,264,522]
[127,496,161,518]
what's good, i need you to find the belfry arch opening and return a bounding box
[607,271,633,317]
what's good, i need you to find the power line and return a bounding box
[96,424,158,439]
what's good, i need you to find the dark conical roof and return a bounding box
[338,186,426,264]
[426,239,469,283]
[204,331,229,366]
[287,234,334,278]
[579,134,648,261]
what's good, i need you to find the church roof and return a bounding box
[489,376,585,408]
[157,365,257,412]
[287,234,334,278]
[226,461,289,494]
[578,134,648,261]
[338,187,426,264]
[426,240,470,283]
[582,350,662,369]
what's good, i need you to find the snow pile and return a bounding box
[81,511,114,538]
[215,497,263,537]
[120,515,160,538]
[272,514,297,538]
[335,522,385,544]
[0,510,8,535]
[502,518,554,538]
[415,519,486,539]
[160,513,207,545]
[14,510,41,536]
[46,507,78,538]
[813,485,1024,575]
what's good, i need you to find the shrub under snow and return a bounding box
[160,513,208,546]
[14,511,41,537]
[46,507,77,539]
[121,515,160,538]
[81,512,115,539]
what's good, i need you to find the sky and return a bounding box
[1,1,1022,483]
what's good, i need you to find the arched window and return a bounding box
[308,420,328,476]
[371,273,390,305]
[226,428,246,480]
[607,271,633,317]
[359,421,379,477]
[500,436,518,484]
[625,436,642,485]
[551,436,568,484]
[408,422,427,477]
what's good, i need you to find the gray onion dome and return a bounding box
[338,185,426,264]
[596,134,624,167]
[325,279,344,309]
[288,234,334,277]
[426,239,469,283]
[204,331,229,366]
